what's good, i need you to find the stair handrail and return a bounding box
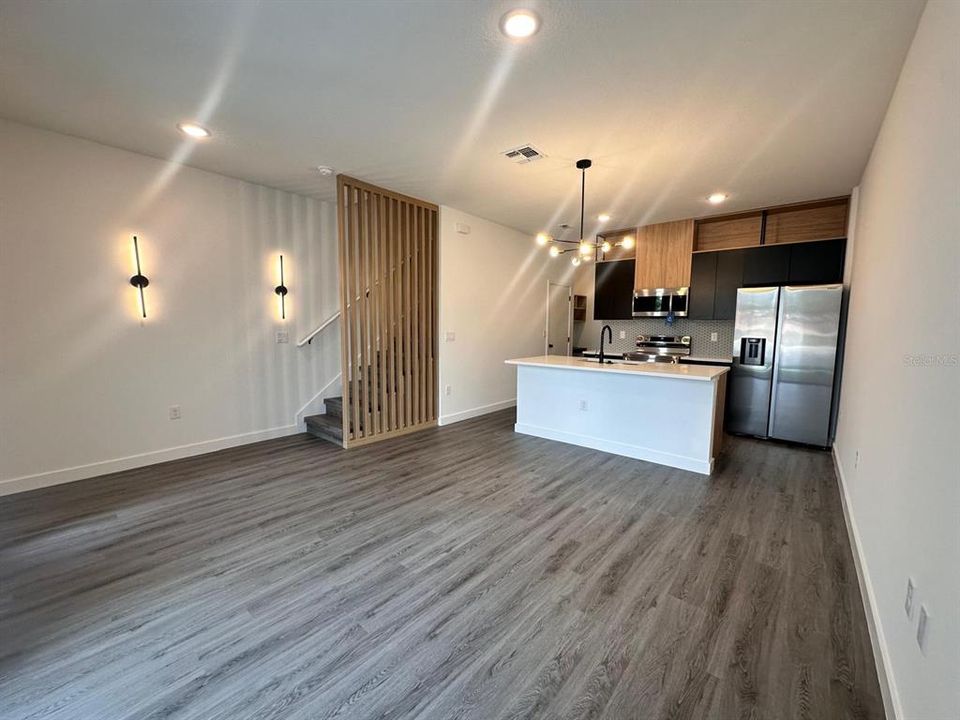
[297,310,341,347]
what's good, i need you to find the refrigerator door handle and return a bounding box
[767,292,788,437]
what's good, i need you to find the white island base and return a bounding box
[506,356,729,475]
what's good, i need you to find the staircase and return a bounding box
[304,396,344,446]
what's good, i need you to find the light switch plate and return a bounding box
[169,405,181,420]
[276,330,289,344]
[619,331,626,339]
[711,332,718,342]
[445,331,456,342]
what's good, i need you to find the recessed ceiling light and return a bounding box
[708,192,728,205]
[316,165,335,176]
[500,9,540,39]
[177,122,211,139]
[598,213,611,222]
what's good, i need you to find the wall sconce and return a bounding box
[129,235,149,319]
[274,254,288,320]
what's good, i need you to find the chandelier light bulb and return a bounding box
[621,235,635,250]
[601,241,611,253]
[579,241,593,256]
[571,256,581,267]
[536,232,550,246]
[549,245,560,258]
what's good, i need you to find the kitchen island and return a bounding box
[505,356,728,474]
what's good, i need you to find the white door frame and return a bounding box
[545,281,573,356]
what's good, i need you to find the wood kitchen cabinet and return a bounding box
[634,219,694,290]
[765,199,848,245]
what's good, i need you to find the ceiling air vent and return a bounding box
[502,144,545,164]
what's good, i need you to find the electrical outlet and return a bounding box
[169,405,181,420]
[917,605,930,654]
[619,330,626,339]
[710,332,718,342]
[579,400,588,411]
[276,330,289,344]
[445,385,452,396]
[905,578,916,619]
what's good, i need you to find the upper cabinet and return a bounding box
[764,198,848,245]
[634,219,694,290]
[694,213,762,252]
[694,196,849,252]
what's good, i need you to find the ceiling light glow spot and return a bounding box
[178,122,211,139]
[708,192,728,205]
[500,9,540,39]
[598,213,610,222]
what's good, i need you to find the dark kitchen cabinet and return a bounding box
[688,252,717,320]
[788,238,846,284]
[594,259,635,320]
[714,249,744,320]
[742,245,791,286]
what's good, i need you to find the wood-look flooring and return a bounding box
[0,409,884,720]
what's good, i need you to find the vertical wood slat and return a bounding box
[428,210,440,418]
[376,194,390,433]
[337,176,437,448]
[336,179,351,447]
[389,197,399,431]
[403,203,412,429]
[366,189,380,436]
[350,187,362,441]
[411,204,420,425]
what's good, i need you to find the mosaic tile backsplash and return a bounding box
[573,318,734,359]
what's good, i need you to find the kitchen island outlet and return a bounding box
[505,356,728,474]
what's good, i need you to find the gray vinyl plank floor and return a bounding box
[0,409,884,719]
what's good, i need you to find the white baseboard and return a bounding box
[513,422,712,475]
[438,399,516,426]
[832,444,901,720]
[0,424,300,497]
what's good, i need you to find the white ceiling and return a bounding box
[0,0,924,236]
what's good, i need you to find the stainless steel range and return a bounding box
[625,335,691,363]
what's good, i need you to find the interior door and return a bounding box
[546,282,572,355]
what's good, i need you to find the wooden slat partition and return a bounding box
[337,176,439,447]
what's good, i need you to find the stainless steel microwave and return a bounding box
[632,287,689,317]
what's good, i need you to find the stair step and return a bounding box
[324,396,342,420]
[304,413,343,446]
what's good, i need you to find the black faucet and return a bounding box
[599,325,613,364]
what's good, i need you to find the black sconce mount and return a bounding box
[275,254,288,319]
[130,235,149,318]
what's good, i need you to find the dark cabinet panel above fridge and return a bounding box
[594,259,635,320]
[686,239,846,321]
[788,238,846,284]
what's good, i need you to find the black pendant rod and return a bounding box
[575,159,592,243]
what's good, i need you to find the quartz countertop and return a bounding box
[505,355,729,381]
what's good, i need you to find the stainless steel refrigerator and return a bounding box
[727,284,843,447]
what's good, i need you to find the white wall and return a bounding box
[437,207,572,425]
[0,121,341,494]
[834,2,960,718]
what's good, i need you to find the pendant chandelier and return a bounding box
[535,158,635,265]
